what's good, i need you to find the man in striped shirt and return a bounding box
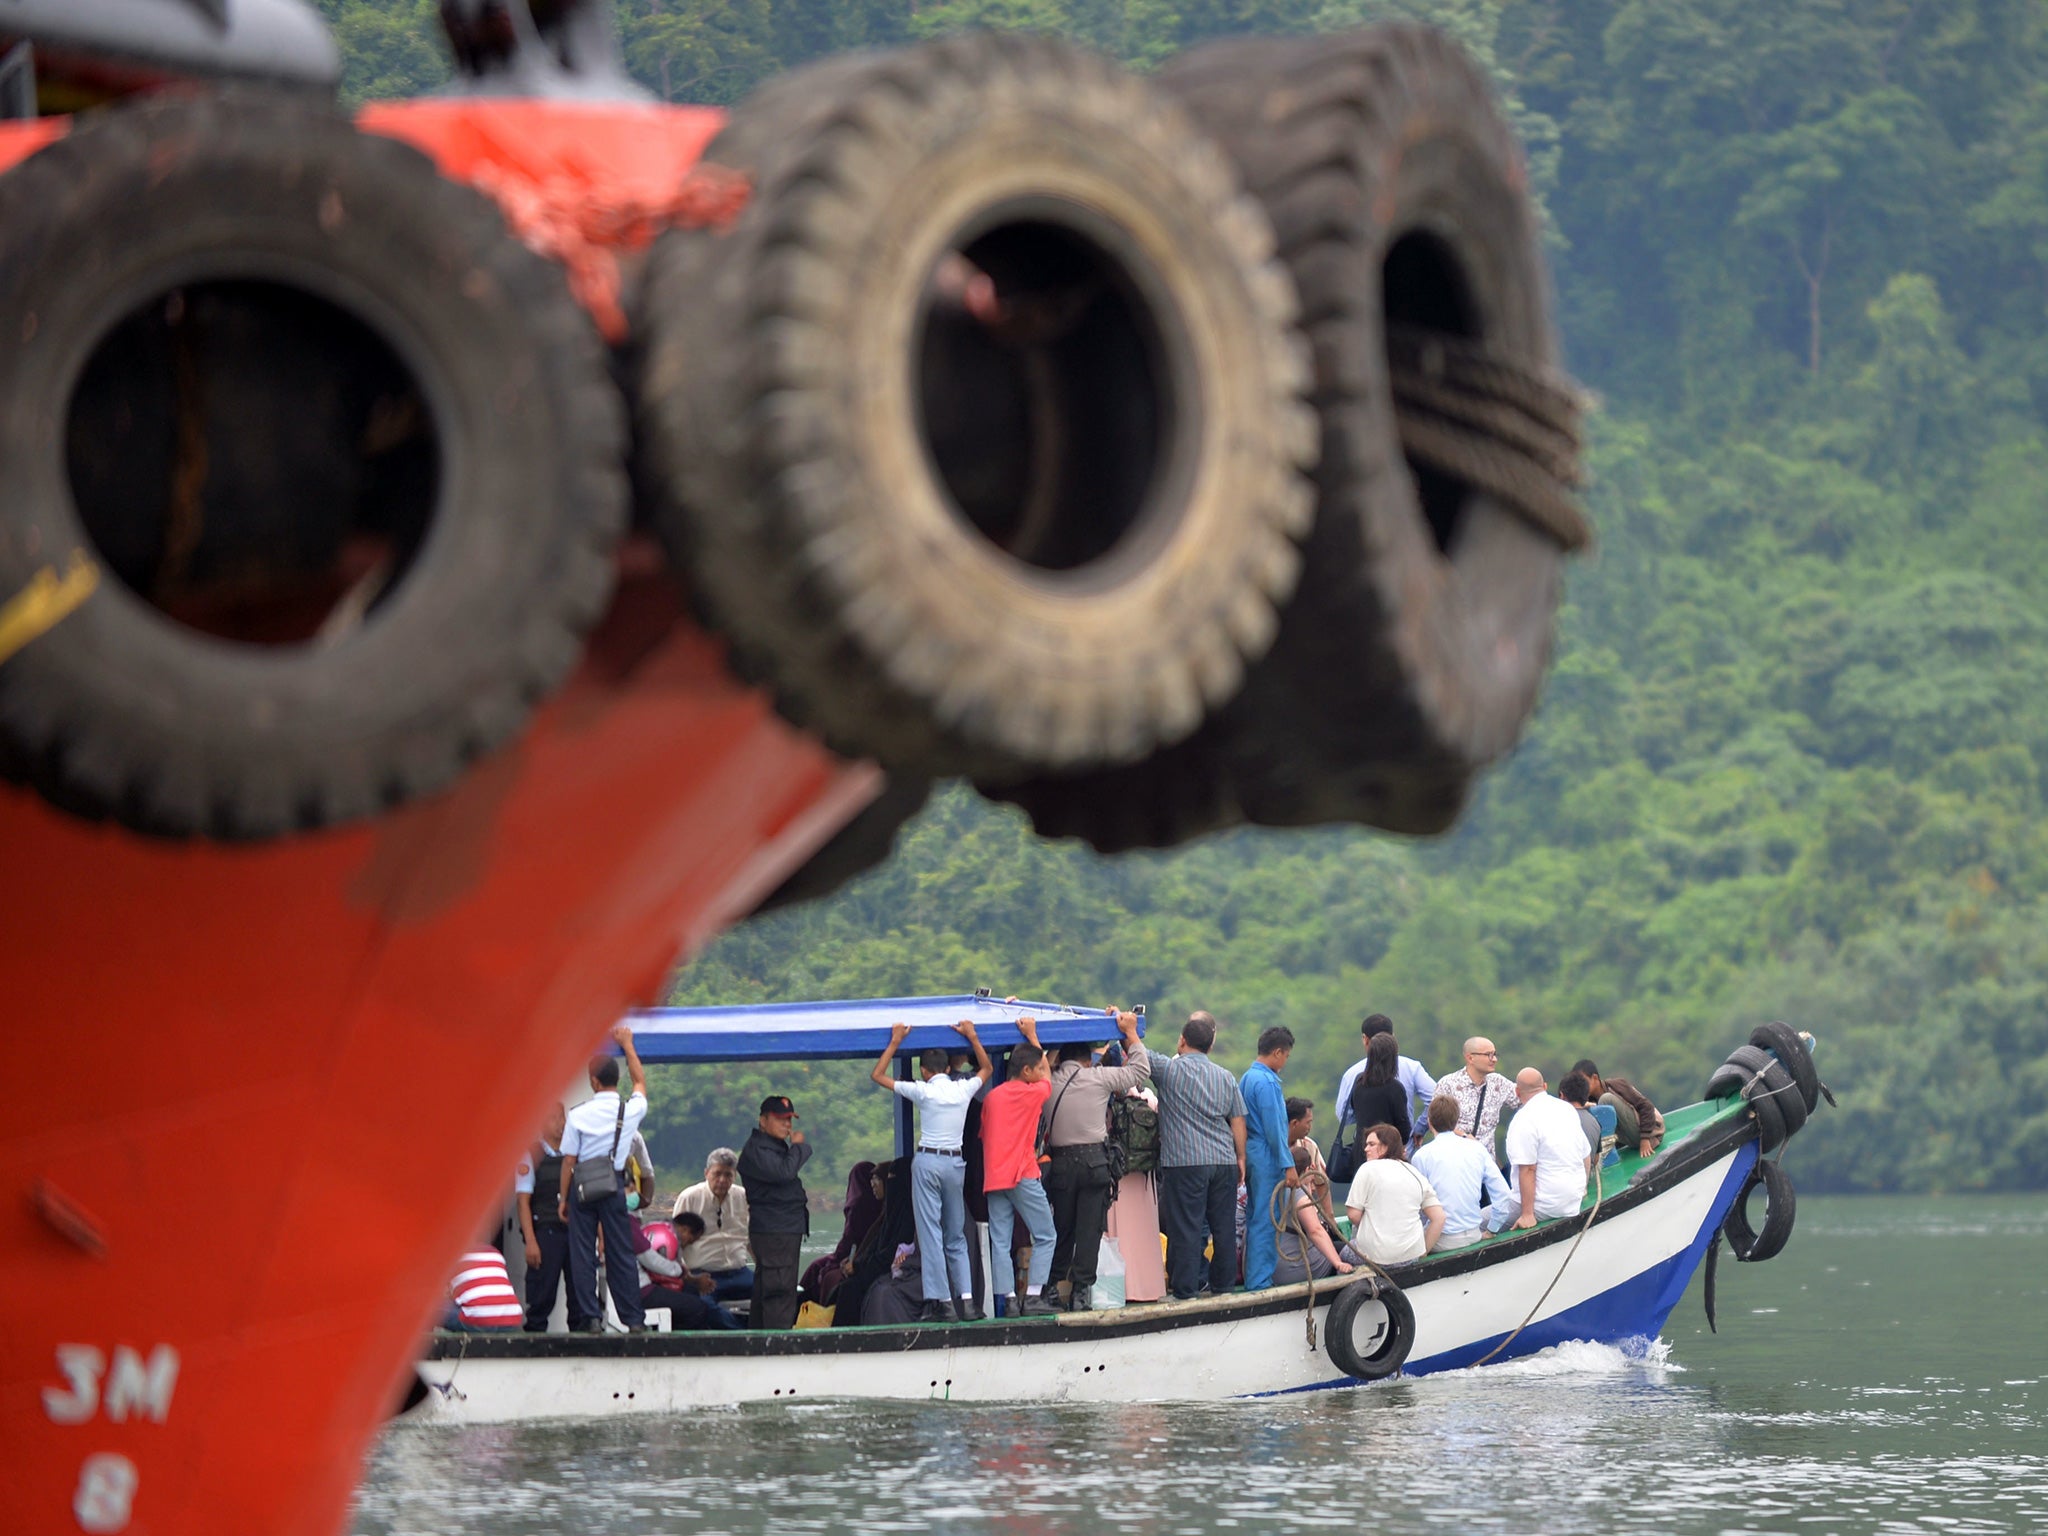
[1150,1011,1247,1300]
[447,1244,524,1330]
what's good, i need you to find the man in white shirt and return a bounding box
[871,1019,993,1322]
[1334,1015,1436,1152]
[557,1022,650,1332]
[670,1147,752,1302]
[1503,1067,1591,1228]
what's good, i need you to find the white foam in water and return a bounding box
[1429,1336,1681,1381]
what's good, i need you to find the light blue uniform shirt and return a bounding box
[1411,1133,1513,1236]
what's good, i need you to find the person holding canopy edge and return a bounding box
[871,1017,993,1321]
[557,1022,650,1333]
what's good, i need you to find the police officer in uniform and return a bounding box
[513,1101,589,1332]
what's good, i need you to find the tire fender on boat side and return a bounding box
[1746,1059,1806,1149]
[635,31,1316,784]
[1747,1020,1822,1114]
[0,91,627,839]
[985,24,1589,853]
[1723,1159,1796,1264]
[1325,1276,1416,1381]
[1703,1044,1772,1102]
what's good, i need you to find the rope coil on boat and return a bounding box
[1385,323,1593,553]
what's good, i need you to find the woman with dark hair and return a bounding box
[1345,1033,1411,1156]
[832,1158,917,1326]
[801,1160,883,1307]
[1271,1147,1355,1284]
[1341,1123,1445,1265]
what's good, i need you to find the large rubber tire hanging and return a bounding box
[1748,1060,1807,1144]
[634,31,1316,783]
[1749,1021,1822,1114]
[0,93,626,839]
[983,25,1580,851]
[1723,1160,1796,1263]
[1704,1045,1773,1102]
[1325,1275,1416,1380]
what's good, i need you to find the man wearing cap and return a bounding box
[737,1094,812,1329]
[872,1018,994,1322]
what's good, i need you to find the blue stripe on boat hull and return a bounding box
[1251,1141,1759,1395]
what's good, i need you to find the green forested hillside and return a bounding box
[323,2,2048,1194]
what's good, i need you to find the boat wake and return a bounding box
[1428,1335,1681,1381]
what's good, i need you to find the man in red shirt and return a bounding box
[980,1017,1061,1318]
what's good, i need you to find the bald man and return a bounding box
[1502,1067,1592,1229]
[1431,1038,1514,1157]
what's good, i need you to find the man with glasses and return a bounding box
[1433,1037,1514,1163]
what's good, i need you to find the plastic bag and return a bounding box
[1094,1236,1126,1309]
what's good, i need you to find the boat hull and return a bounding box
[408,1133,1756,1420]
[0,567,870,1536]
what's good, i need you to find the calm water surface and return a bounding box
[353,1194,2048,1535]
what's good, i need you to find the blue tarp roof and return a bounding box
[621,994,1144,1063]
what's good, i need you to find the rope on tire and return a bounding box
[1386,323,1593,553]
[1268,1175,1399,1354]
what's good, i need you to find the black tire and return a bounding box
[1704,1044,1772,1102]
[983,25,1574,851]
[1746,1072,1789,1153]
[1747,1059,1807,1142]
[1325,1275,1416,1381]
[1153,24,1569,831]
[1724,1160,1795,1263]
[635,32,1316,782]
[1749,1021,1821,1115]
[0,92,625,839]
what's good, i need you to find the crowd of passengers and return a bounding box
[445,1013,1666,1333]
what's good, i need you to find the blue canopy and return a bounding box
[621,994,1146,1064]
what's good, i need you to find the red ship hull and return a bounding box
[0,93,876,1534]
[0,557,872,1535]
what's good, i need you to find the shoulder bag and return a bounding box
[571,1095,627,1207]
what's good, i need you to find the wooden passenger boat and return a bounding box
[406,1001,1808,1421]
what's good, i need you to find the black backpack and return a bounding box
[1109,1094,1161,1177]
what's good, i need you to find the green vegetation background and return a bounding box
[325,1,2048,1198]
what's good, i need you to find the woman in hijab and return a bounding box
[832,1158,917,1326]
[801,1160,883,1306]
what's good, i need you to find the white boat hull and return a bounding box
[410,1138,1754,1422]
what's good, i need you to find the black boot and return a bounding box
[958,1297,986,1322]
[1020,1293,1061,1317]
[1068,1285,1092,1312]
[918,1299,959,1323]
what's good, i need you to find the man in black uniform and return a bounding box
[513,1101,589,1332]
[737,1095,811,1329]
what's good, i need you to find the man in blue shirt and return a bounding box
[1240,1025,1298,1290]
[1410,1093,1514,1248]
[872,1019,992,1322]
